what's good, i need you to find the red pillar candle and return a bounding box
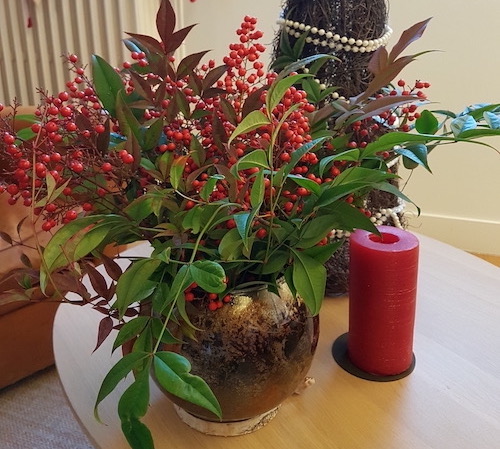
[347,225,419,376]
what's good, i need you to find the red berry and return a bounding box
[65,210,78,221]
[121,153,134,164]
[256,228,267,239]
[60,106,72,117]
[3,133,15,145]
[208,301,219,311]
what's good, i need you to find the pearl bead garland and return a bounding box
[277,18,393,53]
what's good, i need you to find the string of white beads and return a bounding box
[277,18,392,53]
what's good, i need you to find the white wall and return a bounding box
[388,1,500,255]
[179,0,500,255]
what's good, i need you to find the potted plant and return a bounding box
[1,1,499,448]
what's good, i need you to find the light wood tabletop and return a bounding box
[53,233,500,449]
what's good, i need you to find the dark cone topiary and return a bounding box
[273,0,406,296]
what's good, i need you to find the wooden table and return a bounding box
[53,234,500,449]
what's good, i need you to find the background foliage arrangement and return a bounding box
[1,1,500,448]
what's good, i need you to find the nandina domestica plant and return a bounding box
[1,1,500,448]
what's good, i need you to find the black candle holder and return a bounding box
[332,332,416,382]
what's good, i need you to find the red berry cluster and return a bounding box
[340,79,431,158]
[0,54,135,230]
[184,282,232,311]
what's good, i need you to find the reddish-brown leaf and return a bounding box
[128,71,153,101]
[389,18,432,63]
[126,32,164,55]
[95,118,110,154]
[50,272,91,300]
[156,0,176,45]
[202,64,228,91]
[201,87,227,100]
[0,232,13,245]
[153,80,167,109]
[368,47,389,75]
[164,24,197,54]
[20,253,33,268]
[212,113,228,146]
[219,97,238,126]
[123,308,140,317]
[94,316,114,352]
[177,51,210,78]
[101,255,123,281]
[86,264,110,299]
[241,86,266,118]
[16,216,28,238]
[0,290,30,307]
[354,56,416,103]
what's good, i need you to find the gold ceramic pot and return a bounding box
[165,279,319,423]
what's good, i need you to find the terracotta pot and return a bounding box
[160,279,319,425]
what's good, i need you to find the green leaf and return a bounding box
[274,137,327,185]
[170,155,189,189]
[298,215,338,249]
[15,127,36,141]
[373,182,421,215]
[266,74,311,114]
[484,111,500,129]
[292,27,310,60]
[151,281,174,314]
[259,250,289,275]
[228,110,270,146]
[113,317,151,352]
[124,196,155,221]
[182,205,203,234]
[301,77,322,103]
[200,174,224,201]
[142,118,164,151]
[118,363,151,420]
[302,240,343,264]
[94,351,150,421]
[154,351,222,419]
[287,174,321,196]
[362,131,458,157]
[277,54,335,80]
[121,418,154,449]
[415,110,439,134]
[40,215,128,290]
[230,149,269,177]
[34,176,71,208]
[234,208,259,250]
[324,201,378,233]
[92,54,125,116]
[114,259,162,317]
[218,228,244,261]
[451,115,477,137]
[318,149,360,177]
[116,93,142,146]
[290,249,326,316]
[171,264,195,327]
[190,260,226,293]
[395,144,431,172]
[250,169,265,208]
